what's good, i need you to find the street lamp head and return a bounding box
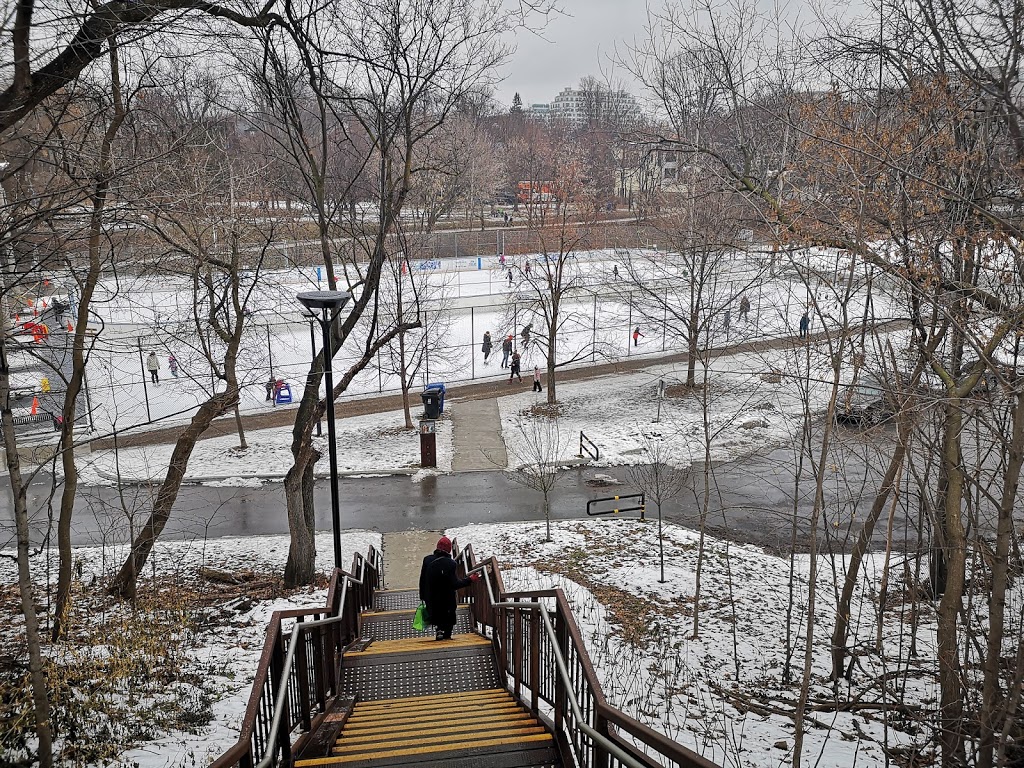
[296,290,352,312]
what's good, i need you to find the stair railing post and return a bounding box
[296,624,313,732]
[269,633,292,762]
[512,604,523,698]
[554,609,566,733]
[529,606,540,715]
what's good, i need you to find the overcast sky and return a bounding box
[493,0,653,109]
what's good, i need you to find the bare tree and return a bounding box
[503,415,570,542]
[627,431,686,583]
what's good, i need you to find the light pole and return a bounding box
[297,290,352,570]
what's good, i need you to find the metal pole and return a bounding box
[310,317,321,436]
[83,368,94,431]
[627,292,632,356]
[138,337,151,423]
[321,308,342,570]
[267,323,274,378]
[591,294,597,362]
[470,306,475,380]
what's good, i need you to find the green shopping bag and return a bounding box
[412,602,428,631]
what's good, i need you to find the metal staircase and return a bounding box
[212,543,719,768]
[293,589,559,768]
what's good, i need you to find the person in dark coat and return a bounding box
[482,331,493,363]
[508,351,522,383]
[419,536,478,640]
[799,311,810,339]
[501,335,513,368]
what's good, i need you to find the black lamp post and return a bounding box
[297,289,352,570]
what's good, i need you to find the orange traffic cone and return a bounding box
[31,396,39,415]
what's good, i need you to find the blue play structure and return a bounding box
[275,383,293,405]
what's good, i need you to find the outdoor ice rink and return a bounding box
[18,246,893,435]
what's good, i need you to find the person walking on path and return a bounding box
[532,366,542,392]
[419,536,479,641]
[524,261,531,277]
[738,294,750,322]
[481,331,493,363]
[509,351,522,383]
[507,269,513,286]
[146,351,160,383]
[521,323,532,349]
[632,326,644,347]
[799,311,810,339]
[612,264,619,279]
[501,335,513,368]
[168,354,179,378]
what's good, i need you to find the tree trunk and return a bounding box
[108,391,237,599]
[978,390,1024,768]
[936,404,968,767]
[1,337,54,767]
[830,413,908,679]
[233,405,247,450]
[283,446,319,587]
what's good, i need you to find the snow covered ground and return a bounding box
[5,518,942,768]
[75,340,841,485]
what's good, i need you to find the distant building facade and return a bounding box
[526,86,640,126]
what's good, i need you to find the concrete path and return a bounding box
[382,529,442,590]
[450,398,507,472]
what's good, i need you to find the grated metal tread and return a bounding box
[339,651,501,700]
[362,608,472,641]
[372,590,420,611]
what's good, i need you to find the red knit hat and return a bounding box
[436,536,452,553]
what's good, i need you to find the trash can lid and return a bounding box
[425,382,446,390]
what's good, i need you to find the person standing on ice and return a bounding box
[799,311,810,339]
[532,366,542,392]
[632,326,644,346]
[501,335,513,368]
[521,323,532,349]
[507,268,513,287]
[168,354,179,378]
[482,331,493,363]
[738,294,750,322]
[146,351,160,383]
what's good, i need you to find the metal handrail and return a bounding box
[254,556,382,768]
[256,605,348,768]
[493,599,647,768]
[212,547,381,768]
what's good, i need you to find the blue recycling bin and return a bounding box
[424,382,446,413]
[275,383,293,405]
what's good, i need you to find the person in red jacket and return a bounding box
[632,326,644,346]
[418,536,478,640]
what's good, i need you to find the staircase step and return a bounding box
[298,745,562,768]
[333,724,548,753]
[294,732,554,766]
[346,634,490,657]
[339,712,536,739]
[346,704,526,729]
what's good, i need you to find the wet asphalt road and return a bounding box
[0,425,920,553]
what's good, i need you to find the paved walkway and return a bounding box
[451,399,507,472]
[382,530,442,590]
